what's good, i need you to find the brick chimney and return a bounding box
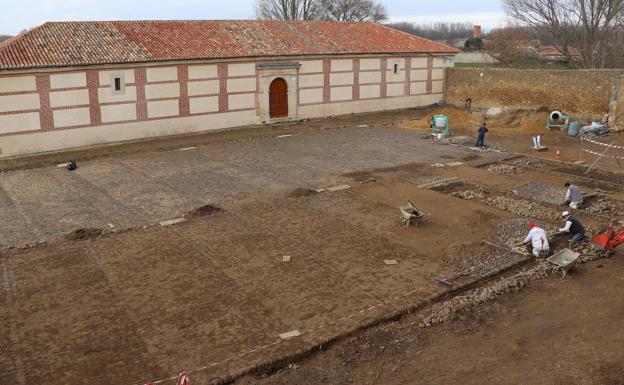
[473,25,482,38]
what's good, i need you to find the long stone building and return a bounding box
[0,20,457,157]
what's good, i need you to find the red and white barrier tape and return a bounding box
[135,283,427,385]
[581,136,624,150]
[582,148,624,160]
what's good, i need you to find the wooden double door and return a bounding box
[269,78,288,118]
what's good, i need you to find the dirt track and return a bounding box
[1,107,624,385]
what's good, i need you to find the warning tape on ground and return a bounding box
[582,148,624,160]
[581,136,624,150]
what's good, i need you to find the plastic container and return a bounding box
[568,121,581,136]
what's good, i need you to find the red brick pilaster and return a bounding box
[404,57,411,96]
[322,59,331,103]
[218,64,228,112]
[380,58,387,98]
[178,65,189,116]
[135,68,148,120]
[426,56,433,94]
[36,74,53,130]
[352,58,360,101]
[86,70,101,126]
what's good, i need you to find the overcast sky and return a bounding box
[1,0,507,35]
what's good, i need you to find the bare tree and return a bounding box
[504,0,624,68]
[255,0,387,22]
[319,0,388,22]
[254,0,321,20]
[486,27,536,66]
[575,0,624,68]
[503,0,580,64]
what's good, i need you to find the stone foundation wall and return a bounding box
[446,68,624,114]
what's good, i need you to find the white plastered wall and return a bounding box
[0,110,259,158]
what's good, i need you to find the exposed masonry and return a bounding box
[0,56,450,138]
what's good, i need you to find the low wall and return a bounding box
[610,76,624,130]
[446,68,624,114]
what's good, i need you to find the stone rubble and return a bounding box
[585,197,624,217]
[443,250,525,278]
[495,218,559,247]
[451,187,489,200]
[487,164,521,175]
[512,158,543,169]
[513,182,565,205]
[420,244,613,329]
[419,263,550,328]
[485,196,560,221]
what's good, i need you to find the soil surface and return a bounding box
[236,253,624,385]
[1,107,623,385]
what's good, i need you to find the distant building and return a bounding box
[538,46,582,62]
[0,20,457,157]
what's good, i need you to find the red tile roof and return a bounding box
[0,20,458,70]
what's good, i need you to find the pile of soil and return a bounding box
[64,228,103,241]
[287,188,318,198]
[185,204,223,218]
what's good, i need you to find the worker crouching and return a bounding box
[522,223,550,258]
[564,182,583,209]
[559,211,587,245]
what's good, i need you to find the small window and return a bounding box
[110,73,126,95]
[393,63,399,74]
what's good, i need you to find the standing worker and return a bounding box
[475,122,488,147]
[564,182,583,209]
[559,211,587,245]
[522,223,550,257]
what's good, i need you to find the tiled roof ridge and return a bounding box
[0,20,458,70]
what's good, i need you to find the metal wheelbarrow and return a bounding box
[399,201,424,227]
[546,248,580,279]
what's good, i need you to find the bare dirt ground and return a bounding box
[236,253,624,385]
[1,106,624,385]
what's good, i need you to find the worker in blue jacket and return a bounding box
[559,211,587,245]
[475,122,488,147]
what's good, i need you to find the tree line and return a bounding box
[254,0,388,22]
[503,0,624,68]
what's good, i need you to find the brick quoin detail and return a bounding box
[218,64,228,112]
[404,57,411,96]
[86,70,101,125]
[380,58,387,98]
[426,56,433,94]
[322,59,331,103]
[35,74,53,130]
[352,58,360,101]
[178,65,189,116]
[135,68,148,120]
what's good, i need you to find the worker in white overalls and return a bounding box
[522,223,550,257]
[564,182,583,209]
